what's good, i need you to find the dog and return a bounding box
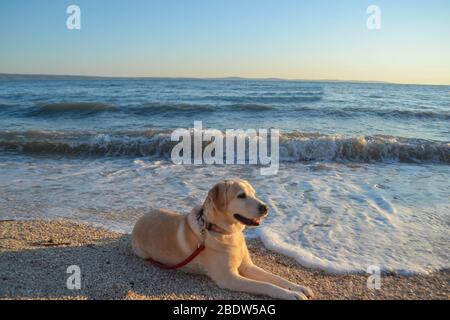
[132,178,314,300]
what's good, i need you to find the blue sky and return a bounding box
[0,0,449,84]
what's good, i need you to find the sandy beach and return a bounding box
[0,219,448,300]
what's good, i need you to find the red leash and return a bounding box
[146,244,205,270]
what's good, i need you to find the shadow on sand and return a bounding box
[0,234,259,300]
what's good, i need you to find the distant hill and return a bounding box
[0,73,392,84]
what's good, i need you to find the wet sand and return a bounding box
[0,219,448,300]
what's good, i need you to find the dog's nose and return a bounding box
[259,204,268,215]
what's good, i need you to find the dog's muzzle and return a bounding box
[234,213,265,226]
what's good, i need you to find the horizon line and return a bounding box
[1,72,449,87]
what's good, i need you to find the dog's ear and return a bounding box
[239,179,255,194]
[208,182,228,212]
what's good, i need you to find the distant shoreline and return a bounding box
[0,72,389,83]
[3,72,448,86]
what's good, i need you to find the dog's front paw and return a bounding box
[289,285,314,299]
[297,285,314,299]
[285,290,308,300]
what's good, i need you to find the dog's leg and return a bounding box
[239,263,314,298]
[209,270,309,300]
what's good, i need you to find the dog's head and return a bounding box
[204,179,268,230]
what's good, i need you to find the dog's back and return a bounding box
[131,209,195,264]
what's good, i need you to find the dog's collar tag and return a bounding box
[196,207,229,236]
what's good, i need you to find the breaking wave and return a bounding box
[280,133,449,163]
[0,129,448,164]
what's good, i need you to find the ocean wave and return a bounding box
[286,106,450,120]
[339,107,450,120]
[280,133,449,163]
[195,94,323,104]
[1,129,448,164]
[130,102,215,115]
[28,102,115,116]
[140,103,449,120]
[8,100,449,121]
[227,104,275,111]
[0,102,14,108]
[0,102,21,114]
[0,130,173,157]
[234,95,323,103]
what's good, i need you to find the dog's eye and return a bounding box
[237,193,246,199]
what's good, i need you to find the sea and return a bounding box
[0,77,449,274]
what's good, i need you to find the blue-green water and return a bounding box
[0,78,449,274]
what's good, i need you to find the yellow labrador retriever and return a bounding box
[132,178,314,300]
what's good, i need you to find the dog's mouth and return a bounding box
[234,214,263,226]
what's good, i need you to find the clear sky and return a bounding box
[1,0,449,85]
